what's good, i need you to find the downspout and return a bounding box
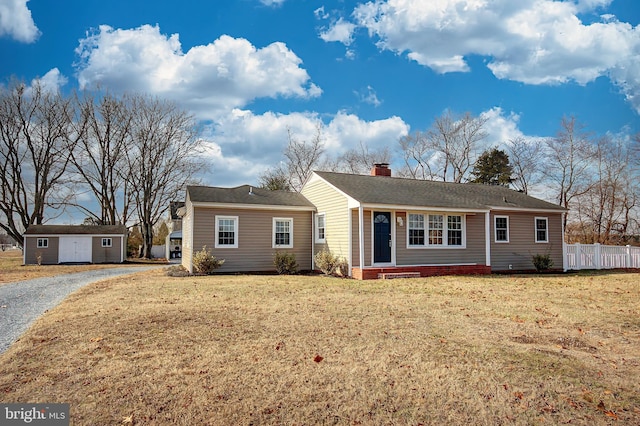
[358,205,365,274]
[311,211,316,272]
[562,212,567,272]
[347,207,352,276]
[485,211,491,269]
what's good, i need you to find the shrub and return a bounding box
[273,251,298,274]
[314,249,342,275]
[166,265,191,277]
[532,253,554,272]
[192,246,225,275]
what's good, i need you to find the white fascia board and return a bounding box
[306,172,359,208]
[25,233,125,237]
[359,203,489,214]
[489,206,567,213]
[190,202,316,212]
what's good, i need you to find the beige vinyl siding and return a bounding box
[191,207,312,273]
[92,236,123,263]
[301,179,350,261]
[396,212,486,266]
[181,201,194,271]
[490,211,564,271]
[24,236,59,265]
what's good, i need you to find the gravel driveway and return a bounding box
[0,266,164,354]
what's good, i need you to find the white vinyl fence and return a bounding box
[565,243,640,270]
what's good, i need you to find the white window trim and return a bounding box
[273,217,294,249]
[215,215,239,249]
[407,213,426,247]
[494,215,510,243]
[406,212,466,249]
[101,238,112,248]
[37,238,48,248]
[535,217,549,243]
[315,213,326,243]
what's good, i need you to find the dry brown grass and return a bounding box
[0,270,638,425]
[0,250,165,284]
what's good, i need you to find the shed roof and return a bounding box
[24,225,128,235]
[313,171,566,212]
[187,185,315,209]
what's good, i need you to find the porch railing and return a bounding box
[565,243,640,270]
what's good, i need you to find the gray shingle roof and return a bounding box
[25,225,128,235]
[187,185,316,209]
[314,171,566,211]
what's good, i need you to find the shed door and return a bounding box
[373,212,392,264]
[58,236,92,263]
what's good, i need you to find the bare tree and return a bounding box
[543,116,594,229]
[398,111,487,182]
[396,131,438,180]
[258,166,292,191]
[429,111,488,182]
[69,92,133,225]
[261,124,327,192]
[124,94,205,258]
[0,80,78,243]
[285,124,326,191]
[505,136,544,194]
[573,135,639,244]
[336,140,391,175]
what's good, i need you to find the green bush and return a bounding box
[273,251,298,274]
[314,249,341,275]
[532,253,553,272]
[192,245,225,275]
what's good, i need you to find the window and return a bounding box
[273,218,293,248]
[215,216,238,248]
[315,213,326,243]
[408,213,465,248]
[408,214,425,246]
[428,215,444,245]
[37,238,48,248]
[535,217,548,243]
[447,215,463,246]
[101,238,112,247]
[495,216,509,243]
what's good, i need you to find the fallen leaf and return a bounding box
[313,355,323,363]
[604,410,618,420]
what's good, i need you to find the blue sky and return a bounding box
[1,0,639,192]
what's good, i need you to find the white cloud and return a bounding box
[320,18,357,45]
[480,107,526,147]
[200,109,409,186]
[74,25,321,118]
[355,85,382,107]
[349,0,640,112]
[33,68,67,92]
[19,68,68,98]
[0,0,39,42]
[259,0,285,6]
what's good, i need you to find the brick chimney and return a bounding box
[371,163,391,177]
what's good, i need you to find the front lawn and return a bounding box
[0,271,638,424]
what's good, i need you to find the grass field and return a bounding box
[0,267,638,425]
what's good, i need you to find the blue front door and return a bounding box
[374,212,391,263]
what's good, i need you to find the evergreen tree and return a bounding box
[469,148,514,186]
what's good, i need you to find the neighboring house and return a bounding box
[181,164,567,279]
[166,201,185,259]
[23,225,128,265]
[180,185,316,273]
